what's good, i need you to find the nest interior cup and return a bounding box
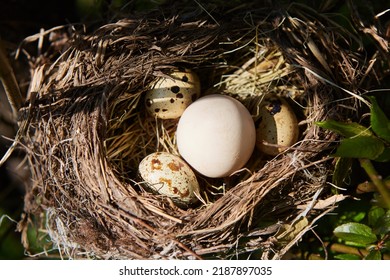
[14,2,388,259]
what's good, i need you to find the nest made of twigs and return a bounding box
[14,2,389,259]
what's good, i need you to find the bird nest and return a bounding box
[14,3,388,259]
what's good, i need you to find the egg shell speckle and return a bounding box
[145,69,201,119]
[138,152,200,206]
[176,94,256,178]
[256,97,299,155]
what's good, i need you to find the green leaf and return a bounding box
[334,222,377,245]
[316,119,387,160]
[374,147,390,162]
[368,96,390,143]
[352,212,366,223]
[316,120,373,138]
[373,210,390,235]
[332,157,353,188]
[334,253,361,260]
[368,206,385,227]
[0,211,24,259]
[334,136,384,160]
[364,250,382,260]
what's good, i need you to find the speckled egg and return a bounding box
[138,152,200,207]
[145,69,201,119]
[255,97,299,156]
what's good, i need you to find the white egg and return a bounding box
[145,69,201,119]
[176,94,256,178]
[138,152,200,207]
[255,97,299,155]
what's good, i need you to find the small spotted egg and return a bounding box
[256,97,299,156]
[145,69,201,119]
[138,152,200,207]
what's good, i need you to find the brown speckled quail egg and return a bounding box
[256,97,299,156]
[145,69,201,119]
[138,152,200,207]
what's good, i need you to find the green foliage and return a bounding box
[0,213,24,259]
[316,119,373,138]
[332,207,390,260]
[25,221,53,256]
[375,147,390,162]
[368,96,390,143]
[314,96,390,259]
[364,249,382,260]
[316,96,390,206]
[333,136,385,160]
[373,210,390,235]
[317,124,388,162]
[316,96,390,162]
[76,0,104,19]
[334,222,377,246]
[368,206,386,228]
[334,253,361,260]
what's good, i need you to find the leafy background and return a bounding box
[1,0,390,259]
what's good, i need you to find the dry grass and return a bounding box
[9,2,389,259]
